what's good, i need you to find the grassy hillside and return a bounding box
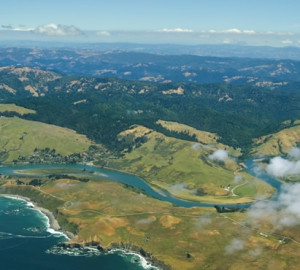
[111,125,273,203]
[252,122,300,156]
[0,116,93,162]
[156,120,241,156]
[0,103,36,115]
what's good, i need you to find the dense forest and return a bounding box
[1,65,300,155]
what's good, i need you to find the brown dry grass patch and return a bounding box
[160,215,182,228]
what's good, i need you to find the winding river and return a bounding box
[0,159,282,208]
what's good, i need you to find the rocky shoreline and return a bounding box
[0,193,169,270]
[59,241,171,270]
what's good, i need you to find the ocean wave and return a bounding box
[0,231,52,240]
[47,228,69,239]
[47,246,159,269]
[1,195,69,240]
[32,209,69,240]
[108,249,159,270]
[46,246,103,257]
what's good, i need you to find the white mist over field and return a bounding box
[266,147,300,178]
[249,147,300,229]
[208,149,228,162]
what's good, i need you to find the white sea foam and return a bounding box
[35,210,69,240]
[26,202,35,208]
[0,195,29,202]
[1,195,69,240]
[108,248,159,270]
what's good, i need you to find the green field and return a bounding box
[111,125,274,203]
[0,103,36,115]
[0,116,93,162]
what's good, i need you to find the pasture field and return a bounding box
[112,125,274,203]
[0,116,93,162]
[0,103,36,115]
[253,123,300,156]
[1,175,299,270]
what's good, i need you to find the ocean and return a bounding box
[0,196,157,270]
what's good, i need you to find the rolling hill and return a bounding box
[111,125,274,203]
[0,116,97,163]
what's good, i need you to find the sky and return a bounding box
[1,0,300,46]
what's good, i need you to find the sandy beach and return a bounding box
[0,194,74,239]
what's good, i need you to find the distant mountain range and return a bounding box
[1,47,300,90]
[1,42,300,60]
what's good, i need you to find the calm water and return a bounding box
[0,196,156,270]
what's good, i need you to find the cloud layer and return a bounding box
[1,24,300,46]
[158,28,194,33]
[33,24,82,36]
[249,183,300,229]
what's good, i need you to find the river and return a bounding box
[0,160,281,208]
[0,160,282,270]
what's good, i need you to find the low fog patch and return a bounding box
[136,217,156,226]
[170,183,196,194]
[195,212,212,229]
[266,156,300,178]
[233,175,243,184]
[288,147,300,160]
[191,143,202,151]
[225,238,244,254]
[249,183,300,229]
[208,149,229,162]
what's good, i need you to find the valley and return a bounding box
[1,49,300,269]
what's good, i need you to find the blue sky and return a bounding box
[1,0,300,46]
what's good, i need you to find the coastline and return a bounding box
[0,194,74,240]
[0,193,166,270]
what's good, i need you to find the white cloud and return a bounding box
[223,28,242,34]
[1,24,34,31]
[208,149,229,162]
[158,28,194,33]
[249,183,300,229]
[205,29,256,35]
[97,31,111,36]
[33,24,82,36]
[225,238,244,254]
[266,156,300,178]
[243,30,256,34]
[289,147,300,159]
[281,39,293,45]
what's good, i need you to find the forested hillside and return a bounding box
[1,65,300,154]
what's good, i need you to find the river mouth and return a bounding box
[0,160,281,208]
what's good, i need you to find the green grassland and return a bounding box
[252,122,300,156]
[156,120,241,156]
[1,176,300,270]
[111,125,274,203]
[0,116,93,162]
[0,103,36,115]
